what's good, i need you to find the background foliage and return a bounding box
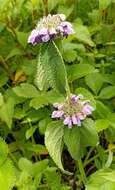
[0,0,115,189]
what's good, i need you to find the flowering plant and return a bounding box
[1,0,115,189]
[52,94,94,128]
[27,13,98,178]
[28,14,74,44]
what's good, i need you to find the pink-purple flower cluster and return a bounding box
[52,94,95,128]
[28,14,74,45]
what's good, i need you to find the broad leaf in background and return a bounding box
[13,83,39,98]
[67,64,96,83]
[85,73,103,95]
[0,97,14,129]
[64,127,83,160]
[0,138,15,190]
[74,22,95,46]
[35,41,67,95]
[0,159,16,190]
[0,92,4,106]
[99,86,115,99]
[64,119,98,160]
[0,137,8,166]
[99,0,112,10]
[45,121,65,172]
[86,169,115,190]
[96,119,110,132]
[30,90,64,109]
[45,167,61,190]
[81,119,98,146]
[96,100,111,118]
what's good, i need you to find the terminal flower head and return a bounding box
[28,14,75,45]
[52,94,95,128]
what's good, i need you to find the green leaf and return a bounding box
[96,100,111,118]
[63,50,77,63]
[64,127,82,160]
[85,73,103,94]
[0,137,8,166]
[99,86,115,99]
[99,0,112,10]
[23,143,47,155]
[5,48,22,60]
[74,23,95,46]
[13,83,39,98]
[30,90,64,109]
[35,41,67,95]
[96,119,110,132]
[16,31,28,48]
[45,121,65,172]
[18,157,32,173]
[107,113,115,128]
[67,64,96,82]
[0,98,14,129]
[86,169,115,190]
[0,68,8,87]
[0,159,16,190]
[64,119,98,160]
[45,167,61,190]
[25,126,37,140]
[0,92,4,106]
[18,157,48,177]
[31,159,49,177]
[81,119,99,146]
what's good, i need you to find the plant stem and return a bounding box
[77,159,87,185]
[84,145,115,167]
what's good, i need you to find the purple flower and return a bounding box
[51,94,95,128]
[28,29,39,44]
[52,110,64,118]
[58,21,75,37]
[82,105,95,116]
[64,117,72,128]
[72,115,78,125]
[71,94,84,103]
[28,14,75,45]
[53,103,63,110]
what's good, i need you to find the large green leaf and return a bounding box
[99,86,115,99]
[0,98,14,129]
[35,41,67,95]
[0,92,4,106]
[96,119,110,132]
[81,119,99,146]
[45,167,61,190]
[30,90,64,109]
[64,127,83,160]
[85,73,103,95]
[67,64,96,83]
[0,159,16,190]
[45,121,65,172]
[18,157,48,177]
[0,137,8,166]
[99,0,112,10]
[96,100,111,118]
[64,119,98,160]
[86,169,115,190]
[13,83,39,98]
[74,23,95,46]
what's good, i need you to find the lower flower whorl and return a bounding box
[52,94,95,128]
